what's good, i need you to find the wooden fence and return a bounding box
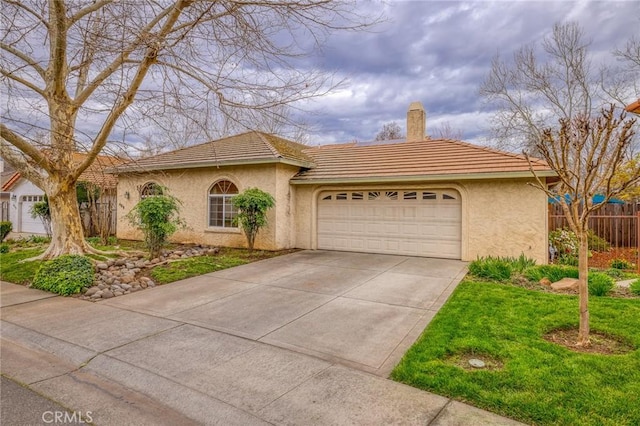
[548,203,639,248]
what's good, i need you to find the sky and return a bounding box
[295,0,639,146]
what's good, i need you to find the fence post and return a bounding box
[637,212,640,273]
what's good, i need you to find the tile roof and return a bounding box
[113,131,314,172]
[291,138,555,183]
[626,99,640,114]
[1,153,124,191]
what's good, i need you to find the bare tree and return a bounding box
[375,121,404,141]
[0,0,376,259]
[431,121,463,140]
[527,105,638,346]
[480,22,626,152]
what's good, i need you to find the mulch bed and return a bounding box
[589,248,638,269]
[543,327,635,355]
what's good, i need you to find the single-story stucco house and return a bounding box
[113,102,555,263]
[1,153,123,235]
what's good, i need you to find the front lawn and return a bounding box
[0,248,44,284]
[392,281,640,425]
[150,248,292,284]
[0,239,295,288]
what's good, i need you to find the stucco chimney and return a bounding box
[406,101,426,142]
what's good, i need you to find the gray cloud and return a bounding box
[300,0,639,146]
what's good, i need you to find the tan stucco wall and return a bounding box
[116,163,299,250]
[292,178,548,264]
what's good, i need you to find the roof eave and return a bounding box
[110,158,314,174]
[289,170,557,185]
[625,99,640,114]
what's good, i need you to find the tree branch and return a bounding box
[0,42,46,79]
[0,69,46,97]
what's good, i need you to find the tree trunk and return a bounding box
[577,230,590,346]
[39,182,92,260]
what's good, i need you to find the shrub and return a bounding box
[588,272,615,296]
[468,257,513,281]
[602,268,624,279]
[126,191,185,259]
[32,255,94,296]
[587,231,610,252]
[549,228,578,264]
[556,253,579,266]
[30,199,52,237]
[232,188,275,251]
[609,258,632,270]
[0,243,9,253]
[524,264,579,283]
[630,279,640,296]
[0,221,12,241]
[509,253,537,273]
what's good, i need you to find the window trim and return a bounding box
[208,179,239,229]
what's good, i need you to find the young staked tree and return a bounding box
[0,1,375,259]
[527,105,638,346]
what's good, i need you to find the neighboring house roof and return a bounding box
[290,138,555,184]
[1,153,124,192]
[626,99,640,114]
[113,131,314,173]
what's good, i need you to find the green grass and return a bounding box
[0,248,44,284]
[150,248,291,284]
[150,255,248,284]
[392,281,640,426]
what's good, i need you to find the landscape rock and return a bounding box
[551,278,579,290]
[85,287,100,296]
[96,263,108,270]
[101,290,114,299]
[539,278,552,287]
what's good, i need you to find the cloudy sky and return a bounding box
[297,0,639,146]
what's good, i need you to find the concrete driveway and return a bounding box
[104,250,468,375]
[1,251,525,425]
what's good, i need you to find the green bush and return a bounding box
[508,253,537,273]
[524,264,579,283]
[556,253,579,266]
[126,191,185,259]
[232,188,275,251]
[468,257,513,281]
[602,268,624,279]
[630,279,640,296]
[0,221,12,242]
[32,255,94,296]
[610,258,632,270]
[587,231,610,252]
[549,228,579,264]
[588,272,615,296]
[0,243,9,253]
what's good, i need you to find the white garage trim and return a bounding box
[18,194,46,234]
[316,188,462,259]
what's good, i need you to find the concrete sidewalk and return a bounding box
[1,251,525,425]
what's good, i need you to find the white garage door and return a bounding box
[318,189,461,259]
[20,195,46,234]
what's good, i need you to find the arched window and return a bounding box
[209,180,239,228]
[140,182,163,199]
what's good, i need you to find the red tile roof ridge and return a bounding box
[1,171,21,192]
[256,132,283,158]
[436,138,547,165]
